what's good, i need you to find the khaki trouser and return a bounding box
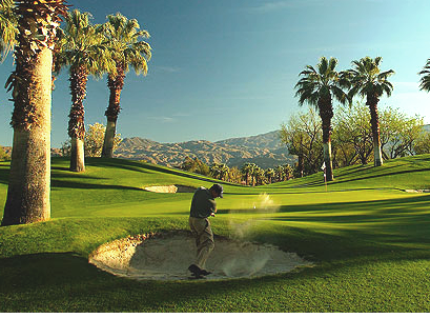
[189,216,215,270]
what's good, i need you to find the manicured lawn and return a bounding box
[1,156,430,312]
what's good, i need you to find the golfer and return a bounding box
[188,184,223,277]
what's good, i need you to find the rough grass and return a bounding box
[1,156,430,312]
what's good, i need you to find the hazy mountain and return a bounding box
[115,131,295,169]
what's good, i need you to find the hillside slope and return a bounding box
[115,130,294,169]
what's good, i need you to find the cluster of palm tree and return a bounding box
[0,1,151,226]
[241,163,293,186]
[295,56,395,181]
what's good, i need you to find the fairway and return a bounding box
[1,156,430,312]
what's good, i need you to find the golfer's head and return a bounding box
[210,184,223,198]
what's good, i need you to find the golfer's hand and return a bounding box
[210,212,216,217]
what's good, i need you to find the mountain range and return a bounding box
[114,130,295,169]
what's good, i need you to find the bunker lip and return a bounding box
[143,185,196,193]
[89,231,311,281]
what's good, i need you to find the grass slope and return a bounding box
[1,156,430,312]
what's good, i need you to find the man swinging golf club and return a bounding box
[188,184,223,278]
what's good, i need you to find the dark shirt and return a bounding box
[189,187,216,218]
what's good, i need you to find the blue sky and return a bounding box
[1,0,430,147]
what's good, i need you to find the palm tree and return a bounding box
[275,165,285,182]
[265,168,275,184]
[284,164,293,181]
[56,10,113,172]
[241,162,252,186]
[346,56,394,167]
[2,0,67,226]
[0,0,17,61]
[100,13,152,158]
[295,56,348,181]
[419,59,430,93]
[249,163,259,186]
[219,163,230,181]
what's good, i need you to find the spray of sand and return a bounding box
[228,192,279,239]
[224,193,282,275]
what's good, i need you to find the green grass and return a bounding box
[1,156,430,312]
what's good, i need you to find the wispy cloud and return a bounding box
[246,0,323,13]
[157,66,181,73]
[148,116,177,123]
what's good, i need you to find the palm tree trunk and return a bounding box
[102,119,117,158]
[367,95,383,167]
[68,65,88,172]
[2,47,52,226]
[70,138,85,172]
[102,67,125,158]
[319,102,334,181]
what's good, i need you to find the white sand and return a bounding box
[89,232,311,281]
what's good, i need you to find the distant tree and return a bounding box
[346,56,395,167]
[380,107,424,159]
[254,166,266,185]
[100,13,152,158]
[333,102,372,165]
[275,165,285,182]
[415,131,430,155]
[280,108,323,177]
[249,163,259,186]
[284,164,293,181]
[0,146,10,161]
[210,163,230,181]
[229,166,242,184]
[85,123,121,157]
[419,59,430,93]
[295,57,348,181]
[241,162,252,186]
[265,168,275,184]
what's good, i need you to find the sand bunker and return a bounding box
[89,231,310,281]
[143,185,196,193]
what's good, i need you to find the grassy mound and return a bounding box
[1,156,430,312]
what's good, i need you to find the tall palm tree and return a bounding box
[419,59,430,93]
[0,0,17,61]
[100,13,152,158]
[2,0,67,226]
[295,56,348,181]
[56,10,113,172]
[347,56,394,167]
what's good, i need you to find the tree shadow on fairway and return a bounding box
[261,194,430,260]
[332,168,430,186]
[0,164,9,185]
[2,248,430,312]
[0,252,299,312]
[85,158,242,187]
[51,179,144,191]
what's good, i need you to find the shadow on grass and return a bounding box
[333,168,430,185]
[51,179,143,191]
[222,194,430,261]
[2,246,430,312]
[86,157,241,187]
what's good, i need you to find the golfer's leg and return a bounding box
[189,217,200,246]
[195,219,215,270]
